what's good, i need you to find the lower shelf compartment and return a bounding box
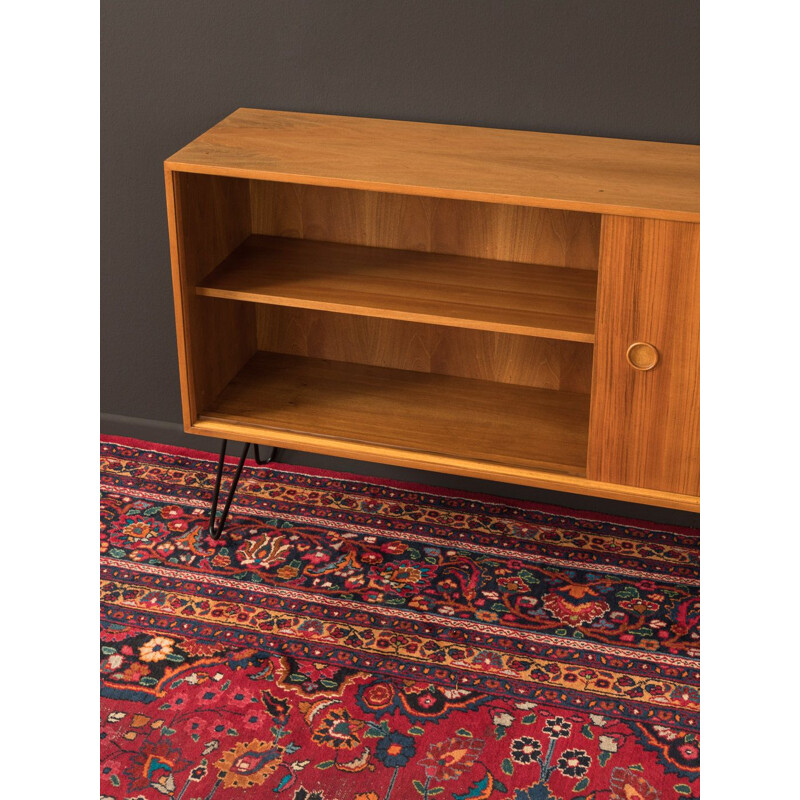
[198,352,590,477]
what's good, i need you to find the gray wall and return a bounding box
[101,1,699,526]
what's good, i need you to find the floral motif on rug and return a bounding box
[100,437,699,800]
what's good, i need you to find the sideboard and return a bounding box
[165,109,699,517]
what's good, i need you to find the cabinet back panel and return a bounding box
[256,306,593,393]
[250,182,599,270]
[174,172,251,282]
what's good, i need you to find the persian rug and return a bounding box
[100,436,699,800]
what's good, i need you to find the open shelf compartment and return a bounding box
[197,351,591,477]
[196,234,597,342]
[171,171,598,482]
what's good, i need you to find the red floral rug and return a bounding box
[100,436,699,800]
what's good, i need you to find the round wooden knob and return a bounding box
[626,342,659,371]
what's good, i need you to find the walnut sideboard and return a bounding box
[165,109,699,513]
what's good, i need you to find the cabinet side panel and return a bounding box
[250,182,600,269]
[256,307,593,393]
[169,171,257,419]
[587,216,699,496]
[165,167,194,425]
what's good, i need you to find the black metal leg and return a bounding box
[208,440,277,539]
[209,440,250,539]
[252,444,276,465]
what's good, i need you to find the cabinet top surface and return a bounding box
[166,108,699,221]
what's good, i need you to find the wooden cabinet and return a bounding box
[165,109,699,511]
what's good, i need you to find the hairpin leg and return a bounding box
[208,440,277,539]
[253,444,276,465]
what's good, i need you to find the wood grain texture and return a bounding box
[167,170,256,418]
[165,108,699,221]
[255,307,594,393]
[188,416,698,513]
[191,412,700,512]
[201,352,591,477]
[587,217,699,496]
[250,182,600,269]
[197,235,597,342]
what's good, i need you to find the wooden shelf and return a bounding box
[196,235,597,342]
[199,352,591,477]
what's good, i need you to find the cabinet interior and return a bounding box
[173,172,601,476]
